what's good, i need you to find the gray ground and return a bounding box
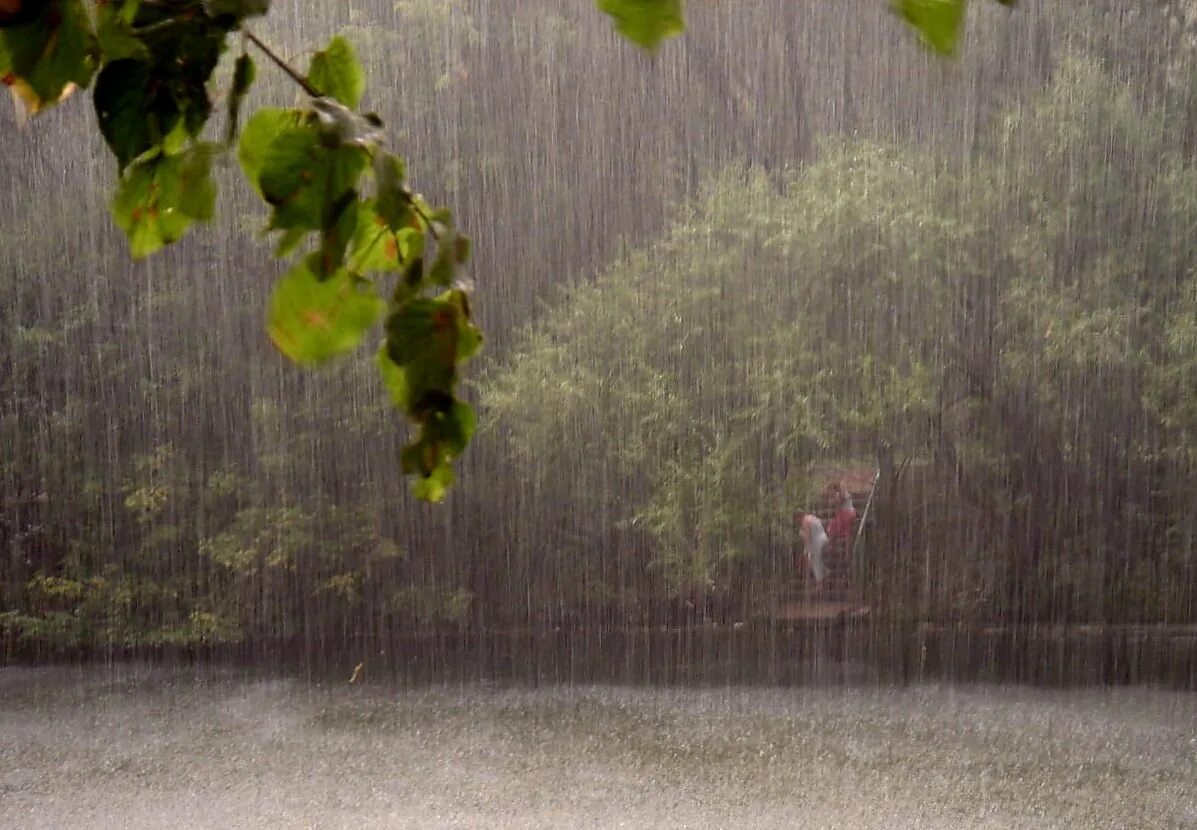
[1,665,1194,829]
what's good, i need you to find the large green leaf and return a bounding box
[94,58,161,169]
[596,0,684,51]
[385,297,459,409]
[892,0,967,56]
[348,201,418,274]
[267,257,383,364]
[307,34,364,108]
[237,107,299,194]
[256,123,368,231]
[111,142,218,257]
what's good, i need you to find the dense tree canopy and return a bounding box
[482,53,1197,623]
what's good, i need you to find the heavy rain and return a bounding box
[2,1,1196,828]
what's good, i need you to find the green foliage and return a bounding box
[3,2,480,502]
[483,53,1197,619]
[596,0,684,51]
[267,258,383,364]
[890,0,1018,55]
[307,34,365,108]
[253,122,366,232]
[111,142,218,257]
[0,0,95,114]
[891,0,967,55]
[389,585,473,624]
[238,107,301,194]
[482,171,815,593]
[227,35,479,500]
[224,52,255,144]
[92,5,229,170]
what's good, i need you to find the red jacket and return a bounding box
[827,504,857,542]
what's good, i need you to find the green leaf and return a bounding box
[385,298,457,369]
[384,290,482,425]
[273,227,307,258]
[111,161,175,258]
[439,288,482,362]
[316,193,359,277]
[429,234,457,287]
[377,342,410,409]
[267,258,383,364]
[256,123,368,231]
[892,0,966,56]
[411,459,454,503]
[95,5,150,64]
[396,256,425,303]
[93,30,221,170]
[0,0,96,114]
[348,202,406,273]
[457,313,483,362]
[399,401,474,503]
[385,298,459,411]
[116,1,142,25]
[111,142,219,257]
[430,400,476,455]
[94,58,160,169]
[176,142,219,220]
[453,234,471,264]
[108,4,225,147]
[238,107,298,194]
[374,152,411,230]
[225,51,255,145]
[307,34,364,109]
[596,0,684,51]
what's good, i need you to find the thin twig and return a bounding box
[244,28,322,98]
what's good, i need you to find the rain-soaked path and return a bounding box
[1,664,1194,829]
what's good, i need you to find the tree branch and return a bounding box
[244,29,322,99]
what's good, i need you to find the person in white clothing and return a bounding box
[797,511,829,587]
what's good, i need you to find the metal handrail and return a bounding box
[851,469,881,560]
